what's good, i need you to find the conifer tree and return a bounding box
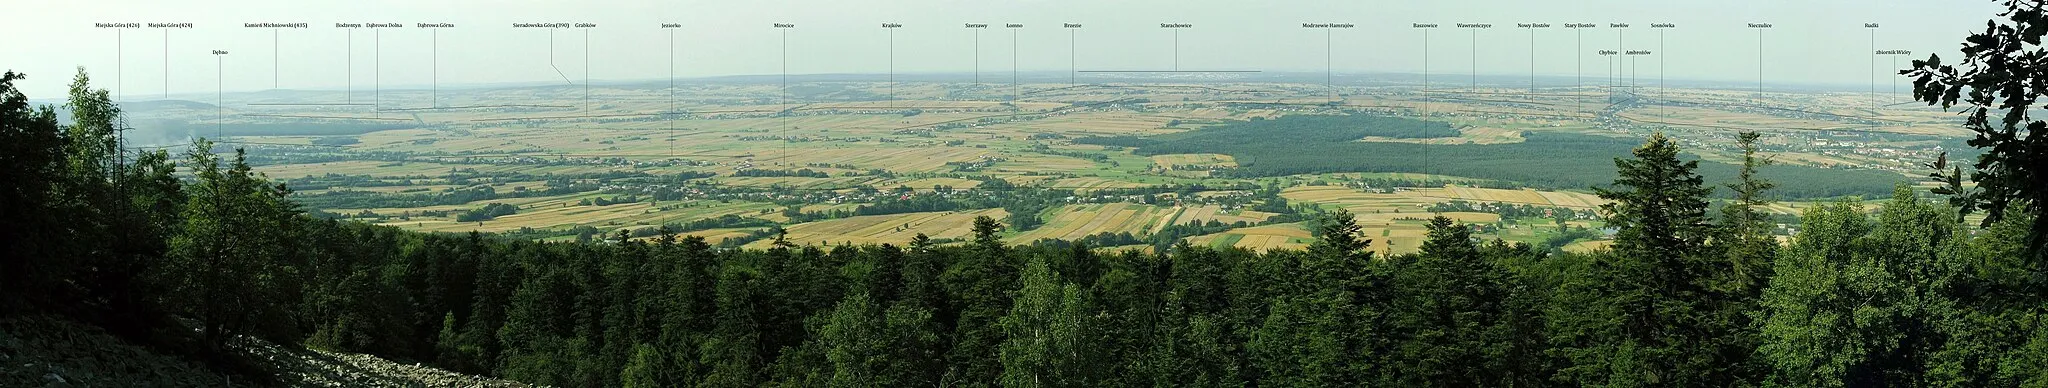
[944,217,1018,386]
[1555,132,1721,385]
[1389,216,1511,386]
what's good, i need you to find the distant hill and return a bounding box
[31,99,219,126]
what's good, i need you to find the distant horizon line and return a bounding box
[48,70,1911,102]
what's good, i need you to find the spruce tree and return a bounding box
[1557,132,1719,385]
[944,216,1018,386]
[1719,131,1778,297]
[1390,216,1510,386]
[1708,131,1777,382]
[1596,132,1714,261]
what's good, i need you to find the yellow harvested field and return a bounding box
[749,146,995,173]
[1149,153,1236,178]
[749,208,1009,249]
[1235,234,1302,250]
[1151,207,1187,235]
[1233,224,1313,239]
[798,100,1017,110]
[1093,245,1157,255]
[626,227,765,244]
[379,198,778,235]
[1536,190,1607,209]
[1410,186,1604,209]
[1366,226,1430,257]
[993,153,1099,173]
[259,160,457,178]
[1281,186,1436,214]
[1563,240,1614,254]
[999,174,1059,185]
[1029,114,1182,137]
[397,202,667,233]
[682,227,764,243]
[1174,205,1271,226]
[1188,223,1315,252]
[1014,203,1177,242]
[1237,210,1282,221]
[1281,186,1376,202]
[332,191,596,217]
[1762,201,1884,216]
[1044,177,1148,192]
[1454,186,1550,204]
[895,177,985,191]
[1148,153,1237,168]
[1349,212,1409,224]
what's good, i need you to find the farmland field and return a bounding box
[1173,205,1273,226]
[139,74,1933,252]
[1014,203,1178,242]
[1147,154,1235,167]
[746,209,1009,249]
[1190,223,1315,252]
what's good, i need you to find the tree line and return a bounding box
[1074,112,1905,198]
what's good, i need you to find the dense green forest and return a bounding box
[10,68,2048,387]
[1076,114,1904,198]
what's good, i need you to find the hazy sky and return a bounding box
[3,0,2006,99]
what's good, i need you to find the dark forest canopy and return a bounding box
[1076,113,1905,198]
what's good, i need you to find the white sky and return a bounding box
[2,0,2005,98]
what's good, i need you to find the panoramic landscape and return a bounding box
[9,0,2048,386]
[141,76,1949,254]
